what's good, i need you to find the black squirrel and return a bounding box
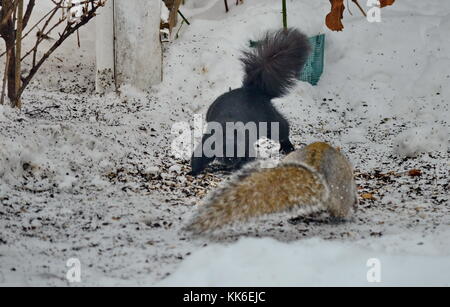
[190,28,311,175]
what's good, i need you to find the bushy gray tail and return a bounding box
[241,28,311,98]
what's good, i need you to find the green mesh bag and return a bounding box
[249,33,325,86]
[299,34,325,86]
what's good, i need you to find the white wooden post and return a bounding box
[96,0,162,93]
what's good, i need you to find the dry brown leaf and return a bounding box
[380,0,395,8]
[326,0,345,31]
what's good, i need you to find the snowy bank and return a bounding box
[161,234,450,286]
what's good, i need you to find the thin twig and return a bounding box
[175,20,184,39]
[347,0,353,16]
[22,0,35,29]
[32,4,59,67]
[177,10,190,26]
[351,0,367,17]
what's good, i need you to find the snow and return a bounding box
[161,234,450,286]
[394,125,448,157]
[0,0,449,286]
[161,0,170,24]
[0,105,6,121]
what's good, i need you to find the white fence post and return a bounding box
[96,0,162,94]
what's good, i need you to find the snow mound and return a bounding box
[160,237,450,286]
[394,125,449,157]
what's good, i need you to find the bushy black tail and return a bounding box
[241,28,311,98]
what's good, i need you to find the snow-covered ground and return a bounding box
[0,0,449,286]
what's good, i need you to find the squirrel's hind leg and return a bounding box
[280,139,295,154]
[189,149,215,176]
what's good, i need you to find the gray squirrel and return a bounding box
[186,142,358,233]
[190,28,311,175]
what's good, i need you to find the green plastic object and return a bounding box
[299,34,325,86]
[249,33,325,86]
